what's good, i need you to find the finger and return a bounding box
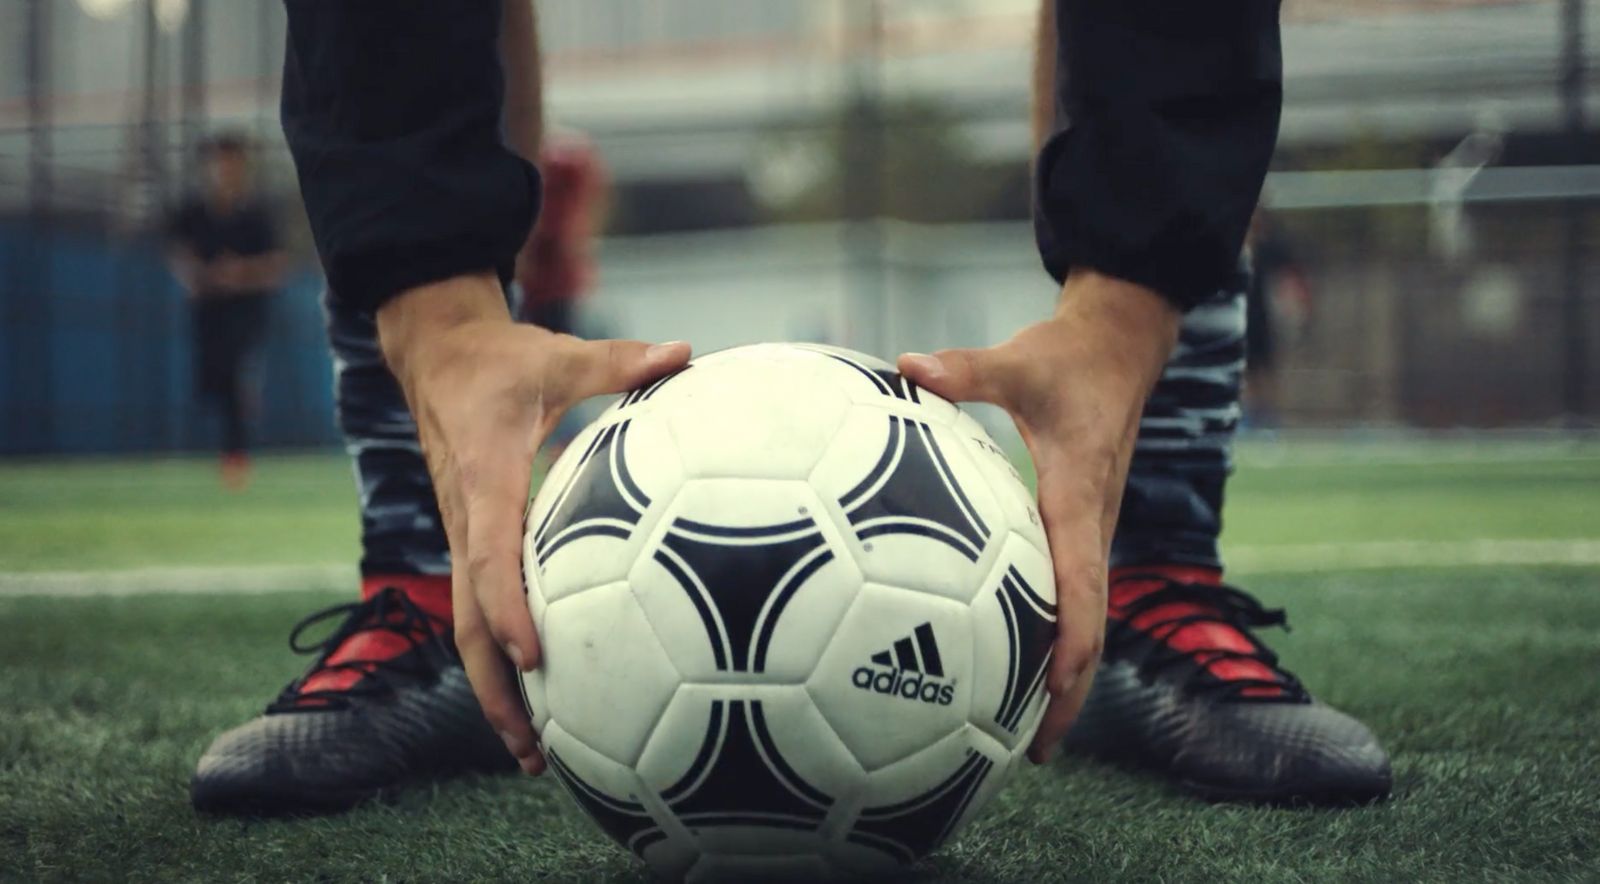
[1026,615,1103,762]
[455,579,545,776]
[1023,463,1111,761]
[1042,528,1108,699]
[460,445,542,675]
[547,338,690,405]
[1027,663,1096,764]
[897,348,1008,406]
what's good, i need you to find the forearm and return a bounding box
[1034,1,1180,377]
[281,0,540,312]
[1056,270,1180,396]
[1033,0,1282,311]
[243,251,291,290]
[500,0,543,164]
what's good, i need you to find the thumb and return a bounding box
[550,338,691,403]
[897,348,1007,406]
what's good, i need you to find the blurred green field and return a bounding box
[1,440,1598,882]
[1,439,1596,573]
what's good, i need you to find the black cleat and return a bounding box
[1065,569,1392,805]
[191,587,514,815]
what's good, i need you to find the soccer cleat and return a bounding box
[1065,567,1392,805]
[191,586,514,815]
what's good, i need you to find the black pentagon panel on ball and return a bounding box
[654,518,832,673]
[532,419,650,566]
[661,700,834,833]
[839,415,989,561]
[546,749,670,858]
[809,348,923,403]
[993,566,1057,734]
[847,749,996,865]
[617,366,691,409]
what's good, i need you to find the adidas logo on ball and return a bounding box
[851,623,956,706]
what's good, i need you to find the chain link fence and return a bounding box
[1,0,1596,454]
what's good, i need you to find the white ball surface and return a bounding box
[522,343,1056,881]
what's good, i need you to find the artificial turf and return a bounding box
[1,444,1597,881]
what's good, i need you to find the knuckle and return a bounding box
[605,340,632,377]
[454,620,490,651]
[543,335,591,392]
[482,609,518,647]
[1064,558,1108,595]
[542,344,578,387]
[1059,639,1097,673]
[958,349,995,388]
[487,584,530,624]
[1054,619,1103,670]
[464,546,500,587]
[1075,633,1105,668]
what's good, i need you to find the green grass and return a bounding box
[1222,451,1600,548]
[2,441,1595,572]
[0,455,358,572]
[1,442,1598,881]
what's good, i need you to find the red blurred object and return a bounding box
[220,451,252,492]
[516,135,608,319]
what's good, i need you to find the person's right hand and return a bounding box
[377,273,690,775]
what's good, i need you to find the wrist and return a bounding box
[376,272,511,387]
[1054,269,1182,393]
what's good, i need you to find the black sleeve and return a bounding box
[1034,0,1282,310]
[280,0,539,313]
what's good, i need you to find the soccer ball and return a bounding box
[521,343,1056,881]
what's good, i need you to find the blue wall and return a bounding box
[1,222,339,456]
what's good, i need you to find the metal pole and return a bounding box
[26,0,52,220]
[18,0,55,453]
[257,0,273,139]
[181,0,208,184]
[141,0,168,208]
[140,0,178,449]
[840,0,888,357]
[1560,0,1588,423]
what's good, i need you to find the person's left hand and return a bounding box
[899,270,1180,762]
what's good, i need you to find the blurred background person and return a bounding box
[164,132,288,489]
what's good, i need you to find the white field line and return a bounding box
[1,539,1598,598]
[1233,449,1600,470]
[1224,539,1600,574]
[0,564,355,598]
